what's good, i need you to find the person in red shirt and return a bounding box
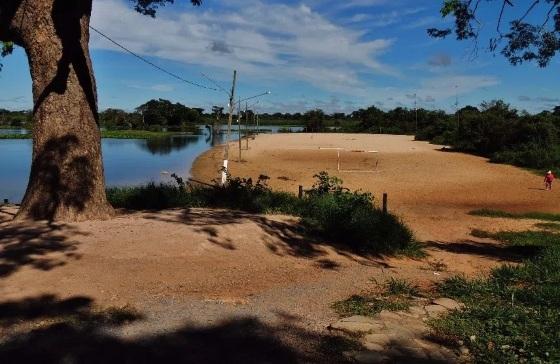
[544,170,555,191]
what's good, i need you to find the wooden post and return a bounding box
[382,193,388,214]
[298,185,303,199]
[3,199,8,205]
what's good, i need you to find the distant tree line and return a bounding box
[100,99,203,132]
[0,109,32,128]
[350,100,560,172]
[4,97,560,172]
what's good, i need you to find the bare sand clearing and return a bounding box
[0,133,556,360]
[193,133,559,242]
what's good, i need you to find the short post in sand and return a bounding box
[382,193,388,214]
[222,70,237,186]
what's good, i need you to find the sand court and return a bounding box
[193,133,560,243]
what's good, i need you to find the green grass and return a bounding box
[101,130,192,139]
[0,130,191,140]
[469,208,560,222]
[535,222,560,231]
[107,172,417,256]
[332,295,411,317]
[385,277,419,296]
[0,133,29,139]
[430,230,560,363]
[333,278,420,317]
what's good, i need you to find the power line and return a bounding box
[201,72,230,96]
[89,25,217,91]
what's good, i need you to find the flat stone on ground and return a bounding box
[408,306,427,317]
[424,304,448,317]
[363,333,395,346]
[330,315,384,333]
[433,297,463,310]
[351,351,390,364]
[378,310,402,321]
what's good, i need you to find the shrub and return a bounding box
[106,172,415,255]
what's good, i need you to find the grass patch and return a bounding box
[333,278,419,317]
[385,277,419,296]
[422,259,448,272]
[107,172,417,256]
[469,208,560,222]
[535,222,560,231]
[0,130,191,140]
[0,133,29,139]
[430,230,560,363]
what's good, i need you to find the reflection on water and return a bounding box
[0,129,29,135]
[139,136,198,155]
[0,125,303,203]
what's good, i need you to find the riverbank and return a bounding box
[0,129,196,140]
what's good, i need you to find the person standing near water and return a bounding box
[545,171,555,191]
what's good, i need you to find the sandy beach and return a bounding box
[192,133,559,243]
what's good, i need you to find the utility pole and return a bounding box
[237,97,242,162]
[222,70,237,185]
[245,102,249,150]
[256,113,259,135]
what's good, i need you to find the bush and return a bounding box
[107,172,414,255]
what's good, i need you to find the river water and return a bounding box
[0,126,303,203]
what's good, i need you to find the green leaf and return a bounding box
[1,41,14,57]
[440,0,460,17]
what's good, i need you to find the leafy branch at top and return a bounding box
[428,0,560,67]
[0,41,14,72]
[132,0,202,17]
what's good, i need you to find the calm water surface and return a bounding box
[0,126,303,203]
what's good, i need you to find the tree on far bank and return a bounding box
[304,109,325,132]
[0,0,201,221]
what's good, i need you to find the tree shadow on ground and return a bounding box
[142,208,394,269]
[0,215,86,278]
[0,294,461,363]
[424,239,539,262]
[0,294,354,363]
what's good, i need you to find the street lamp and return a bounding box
[221,89,271,185]
[236,92,271,162]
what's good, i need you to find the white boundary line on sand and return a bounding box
[318,147,380,173]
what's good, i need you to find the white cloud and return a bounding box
[127,83,175,92]
[91,0,396,98]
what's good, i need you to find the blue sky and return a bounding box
[0,0,559,114]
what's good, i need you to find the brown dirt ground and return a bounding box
[193,133,559,274]
[1,133,557,361]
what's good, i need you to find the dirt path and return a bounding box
[1,133,555,362]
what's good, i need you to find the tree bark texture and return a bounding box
[1,0,114,221]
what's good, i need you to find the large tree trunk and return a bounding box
[2,0,114,221]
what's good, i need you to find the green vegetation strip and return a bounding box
[100,130,191,139]
[469,208,560,222]
[430,229,560,363]
[107,172,417,256]
[333,278,420,317]
[0,133,29,139]
[0,130,190,140]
